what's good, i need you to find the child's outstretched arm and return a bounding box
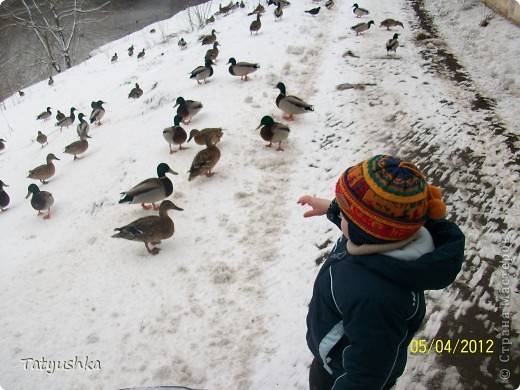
[297,196,332,218]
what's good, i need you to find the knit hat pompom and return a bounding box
[335,155,444,245]
[427,185,446,219]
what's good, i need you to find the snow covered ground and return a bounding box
[0,0,518,389]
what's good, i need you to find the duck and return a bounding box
[250,13,262,34]
[305,7,320,16]
[204,41,221,62]
[386,33,400,53]
[112,200,183,255]
[187,127,223,145]
[48,76,54,86]
[174,97,203,124]
[248,3,265,15]
[119,163,178,210]
[128,83,144,99]
[36,107,52,121]
[64,131,90,160]
[200,29,217,45]
[26,183,54,219]
[90,100,106,125]
[240,0,245,8]
[27,153,60,184]
[274,82,314,121]
[137,48,146,59]
[352,3,369,17]
[111,53,118,63]
[256,115,290,151]
[163,115,188,154]
[219,1,235,14]
[267,0,290,7]
[188,133,221,181]
[227,57,260,81]
[0,138,5,152]
[128,45,134,56]
[189,59,215,84]
[325,0,334,9]
[36,131,48,148]
[0,180,9,211]
[19,90,25,97]
[380,18,404,30]
[274,3,283,20]
[351,20,374,35]
[206,15,215,23]
[178,37,187,50]
[55,107,76,131]
[55,110,65,122]
[76,113,90,137]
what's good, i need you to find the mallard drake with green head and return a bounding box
[0,138,5,152]
[0,180,9,211]
[77,113,90,137]
[250,13,262,35]
[163,115,188,154]
[380,18,404,30]
[119,163,178,210]
[188,133,221,181]
[36,107,52,121]
[36,131,48,148]
[27,153,60,184]
[90,100,106,125]
[351,20,374,35]
[275,82,314,121]
[190,59,215,84]
[256,115,290,151]
[128,83,144,99]
[64,131,91,160]
[352,3,369,17]
[55,107,76,131]
[26,183,54,219]
[386,33,399,53]
[204,41,221,62]
[227,57,260,81]
[112,200,183,255]
[200,29,218,45]
[174,97,203,124]
[187,128,223,145]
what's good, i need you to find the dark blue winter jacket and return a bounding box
[306,200,465,389]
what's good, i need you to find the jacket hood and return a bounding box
[355,219,465,291]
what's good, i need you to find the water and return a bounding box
[0,0,208,102]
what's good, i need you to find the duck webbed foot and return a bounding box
[145,243,161,255]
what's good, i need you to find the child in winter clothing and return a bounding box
[298,155,465,390]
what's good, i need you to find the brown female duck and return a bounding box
[112,200,183,255]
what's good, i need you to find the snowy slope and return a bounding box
[0,0,518,389]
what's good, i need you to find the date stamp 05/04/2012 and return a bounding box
[409,339,494,355]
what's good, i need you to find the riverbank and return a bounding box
[0,0,207,102]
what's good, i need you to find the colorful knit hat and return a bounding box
[335,155,446,245]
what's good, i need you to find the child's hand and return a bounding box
[297,196,332,218]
